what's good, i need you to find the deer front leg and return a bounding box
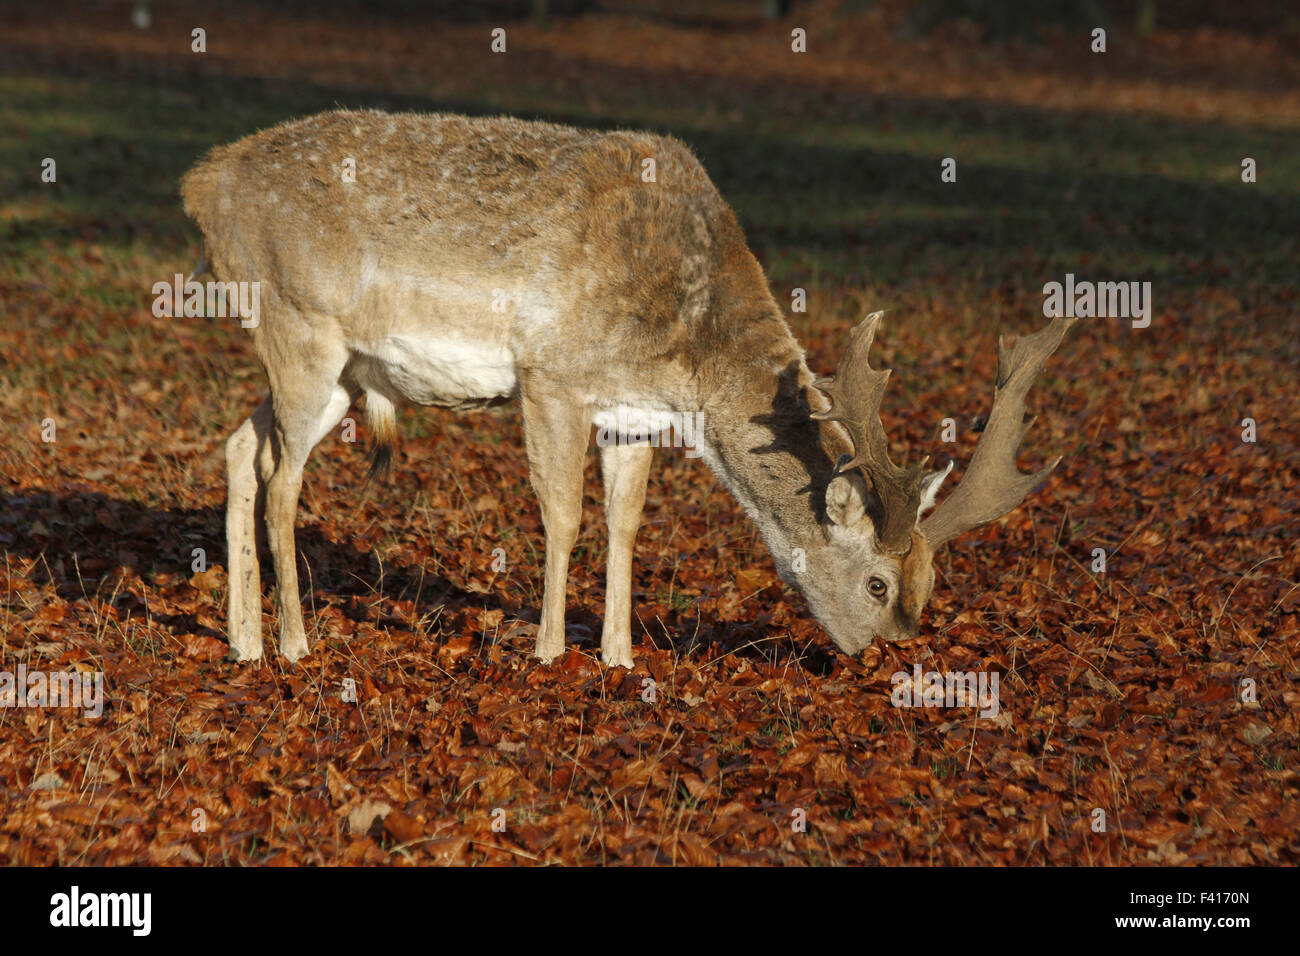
[599,442,652,668]
[263,378,352,663]
[520,378,591,664]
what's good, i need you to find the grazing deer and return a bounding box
[180,110,1074,668]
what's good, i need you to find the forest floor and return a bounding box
[0,0,1295,864]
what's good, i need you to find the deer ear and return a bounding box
[826,458,870,528]
[917,461,954,519]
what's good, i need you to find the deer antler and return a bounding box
[919,316,1076,549]
[812,312,929,555]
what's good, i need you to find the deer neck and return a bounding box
[696,331,850,581]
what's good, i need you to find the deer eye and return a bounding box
[867,576,888,599]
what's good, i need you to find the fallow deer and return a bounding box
[180,109,1074,668]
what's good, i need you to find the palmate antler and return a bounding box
[920,315,1076,548]
[811,311,929,555]
[814,312,1075,554]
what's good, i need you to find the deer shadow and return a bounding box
[0,488,521,654]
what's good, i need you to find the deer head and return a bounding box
[791,311,1075,653]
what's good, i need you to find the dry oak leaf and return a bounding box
[35,602,66,623]
[610,758,662,791]
[439,636,474,661]
[48,802,102,825]
[1239,721,1273,747]
[424,835,471,865]
[184,635,226,661]
[188,566,224,591]
[680,773,715,801]
[30,772,65,791]
[664,831,717,866]
[778,744,822,774]
[813,752,851,788]
[326,763,354,805]
[347,799,392,836]
[149,842,202,864]
[383,808,425,844]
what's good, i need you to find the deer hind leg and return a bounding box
[225,396,275,661]
[520,377,591,663]
[599,442,653,668]
[262,357,353,663]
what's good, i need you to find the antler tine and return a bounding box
[812,312,927,554]
[919,316,1076,549]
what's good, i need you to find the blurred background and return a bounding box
[2,0,1296,554]
[2,0,1296,599]
[4,0,1297,312]
[0,0,1297,868]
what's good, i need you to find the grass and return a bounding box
[0,3,1296,867]
[3,43,1298,306]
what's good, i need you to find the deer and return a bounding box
[179,109,1075,669]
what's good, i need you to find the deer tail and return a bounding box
[364,391,397,484]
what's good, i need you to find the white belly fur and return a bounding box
[591,404,680,435]
[356,334,517,407]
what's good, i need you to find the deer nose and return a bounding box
[893,612,920,641]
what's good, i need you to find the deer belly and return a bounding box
[359,334,517,409]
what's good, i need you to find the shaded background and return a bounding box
[0,1,1295,866]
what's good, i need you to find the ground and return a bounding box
[0,0,1296,865]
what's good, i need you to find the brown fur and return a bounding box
[184,109,1043,665]
[897,531,936,638]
